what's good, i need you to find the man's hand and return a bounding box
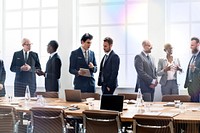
[0,84,3,90]
[21,64,31,71]
[107,87,110,91]
[88,62,94,68]
[149,80,158,89]
[36,69,45,76]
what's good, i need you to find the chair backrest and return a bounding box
[133,115,174,133]
[162,95,191,102]
[65,89,82,102]
[34,91,59,98]
[30,107,66,133]
[118,93,137,100]
[83,110,121,133]
[81,93,100,100]
[0,106,17,133]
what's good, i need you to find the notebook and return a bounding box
[100,95,124,112]
[65,90,82,102]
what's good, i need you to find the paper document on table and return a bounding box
[80,68,91,77]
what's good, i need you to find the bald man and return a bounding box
[134,40,158,101]
[10,38,41,97]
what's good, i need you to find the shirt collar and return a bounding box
[193,51,199,57]
[81,46,88,53]
[142,51,149,57]
[105,50,112,56]
[50,51,57,58]
[23,50,30,54]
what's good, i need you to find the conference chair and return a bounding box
[81,92,100,100]
[29,107,66,133]
[34,91,59,98]
[83,110,122,133]
[133,115,174,133]
[118,93,137,100]
[162,95,191,102]
[0,105,19,133]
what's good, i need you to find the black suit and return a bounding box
[0,60,6,97]
[45,53,61,92]
[10,50,41,97]
[98,50,120,94]
[184,52,200,102]
[69,47,97,92]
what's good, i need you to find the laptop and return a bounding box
[65,90,82,102]
[100,95,124,112]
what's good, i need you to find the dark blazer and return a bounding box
[134,52,157,93]
[10,50,41,97]
[184,52,200,96]
[0,60,6,97]
[45,53,62,92]
[97,50,120,93]
[69,47,97,92]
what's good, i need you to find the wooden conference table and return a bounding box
[0,97,200,133]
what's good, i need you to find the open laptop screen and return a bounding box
[100,95,124,112]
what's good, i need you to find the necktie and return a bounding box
[147,55,152,66]
[102,55,108,67]
[101,54,108,83]
[188,55,196,82]
[84,51,88,64]
[25,52,28,63]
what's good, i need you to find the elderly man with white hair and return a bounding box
[10,38,41,97]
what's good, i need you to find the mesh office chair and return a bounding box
[30,107,66,133]
[0,105,19,133]
[34,91,59,98]
[83,110,122,133]
[162,95,191,102]
[133,115,174,133]
[81,92,100,100]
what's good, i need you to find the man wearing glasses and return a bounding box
[69,33,97,92]
[10,38,41,97]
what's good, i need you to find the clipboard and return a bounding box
[80,68,91,77]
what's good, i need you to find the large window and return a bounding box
[3,0,58,87]
[75,0,148,87]
[165,0,200,90]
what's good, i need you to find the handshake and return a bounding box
[36,69,45,76]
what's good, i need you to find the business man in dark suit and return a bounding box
[10,38,41,97]
[0,60,6,97]
[98,37,120,94]
[36,40,62,92]
[134,40,158,101]
[69,33,97,92]
[184,37,200,102]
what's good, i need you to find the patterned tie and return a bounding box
[24,52,28,63]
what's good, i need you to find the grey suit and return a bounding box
[157,58,180,95]
[134,52,157,101]
[184,52,200,102]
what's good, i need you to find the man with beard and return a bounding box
[134,40,158,101]
[98,37,120,94]
[184,37,200,102]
